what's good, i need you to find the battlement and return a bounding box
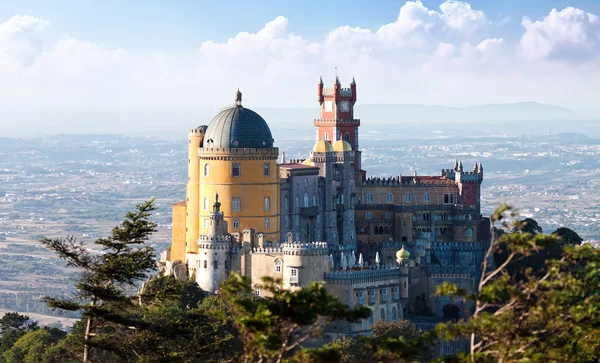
[252,246,283,254]
[282,241,329,256]
[325,265,404,284]
[198,234,233,243]
[340,88,353,96]
[431,241,489,251]
[362,176,455,187]
[198,147,279,160]
[189,128,206,135]
[314,119,360,126]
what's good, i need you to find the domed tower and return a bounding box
[197,90,280,245]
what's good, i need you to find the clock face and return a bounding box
[339,101,350,112]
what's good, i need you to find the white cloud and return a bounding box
[521,7,600,60]
[1,2,600,123]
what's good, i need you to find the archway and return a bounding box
[443,304,460,320]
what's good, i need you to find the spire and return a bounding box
[375,251,380,267]
[454,160,459,171]
[358,253,364,267]
[319,76,323,85]
[212,192,221,213]
[351,76,356,85]
[479,162,483,172]
[473,162,478,172]
[341,252,347,270]
[459,160,463,172]
[281,151,286,164]
[350,250,356,267]
[235,89,242,106]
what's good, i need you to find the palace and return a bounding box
[162,76,490,348]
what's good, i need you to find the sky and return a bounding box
[2,0,600,118]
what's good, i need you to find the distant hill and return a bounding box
[258,102,580,129]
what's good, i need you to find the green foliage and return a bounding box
[220,273,371,362]
[0,312,38,334]
[2,327,66,363]
[40,199,158,362]
[436,205,600,362]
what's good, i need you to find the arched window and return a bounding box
[232,219,240,229]
[274,285,281,292]
[231,197,241,212]
[274,259,282,273]
[303,192,309,208]
[404,193,412,202]
[264,197,270,211]
[366,193,374,202]
[264,162,270,177]
[285,216,290,227]
[380,308,386,321]
[295,194,299,210]
[324,133,329,141]
[368,311,374,326]
[204,197,209,210]
[284,196,289,210]
[254,285,261,297]
[386,192,393,203]
[466,227,473,237]
[312,194,317,206]
[204,163,209,177]
[264,218,270,229]
[424,193,430,203]
[366,212,372,220]
[344,132,351,142]
[392,306,397,321]
[204,218,208,228]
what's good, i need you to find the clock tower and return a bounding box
[314,75,361,171]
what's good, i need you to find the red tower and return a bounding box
[314,76,361,170]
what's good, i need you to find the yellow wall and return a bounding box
[171,202,187,262]
[195,148,280,247]
[185,130,203,253]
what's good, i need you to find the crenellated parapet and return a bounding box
[282,241,329,256]
[252,246,283,254]
[314,119,360,127]
[427,264,476,277]
[198,234,233,242]
[197,147,279,161]
[362,176,456,187]
[325,266,404,284]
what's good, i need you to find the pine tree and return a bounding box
[41,199,158,362]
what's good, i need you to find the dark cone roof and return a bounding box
[203,98,274,149]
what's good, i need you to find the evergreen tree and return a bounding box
[40,199,158,362]
[436,204,600,362]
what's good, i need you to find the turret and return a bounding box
[318,76,324,105]
[185,125,207,254]
[350,76,357,103]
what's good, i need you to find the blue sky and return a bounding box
[1,0,600,118]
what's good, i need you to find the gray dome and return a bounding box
[203,91,274,149]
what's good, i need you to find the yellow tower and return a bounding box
[197,90,280,242]
[185,127,205,254]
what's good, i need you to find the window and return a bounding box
[295,194,299,210]
[381,288,388,302]
[204,197,209,211]
[424,193,430,203]
[274,285,281,292]
[312,194,317,206]
[303,192,309,208]
[295,215,299,226]
[444,193,454,204]
[264,162,270,177]
[366,193,374,202]
[323,133,329,141]
[366,212,372,220]
[385,212,392,220]
[213,260,218,270]
[204,163,209,177]
[264,218,270,229]
[466,227,473,237]
[404,193,412,202]
[232,163,241,177]
[285,216,290,227]
[275,259,282,273]
[225,260,229,269]
[284,196,289,210]
[358,291,364,305]
[344,132,350,142]
[264,197,271,211]
[204,218,208,228]
[203,260,207,269]
[393,286,399,300]
[254,285,261,297]
[368,312,374,326]
[231,197,241,212]
[290,268,299,284]
[392,306,398,321]
[444,346,452,355]
[380,308,386,321]
[369,290,376,304]
[386,192,393,203]
[233,219,240,229]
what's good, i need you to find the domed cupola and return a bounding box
[203,90,274,149]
